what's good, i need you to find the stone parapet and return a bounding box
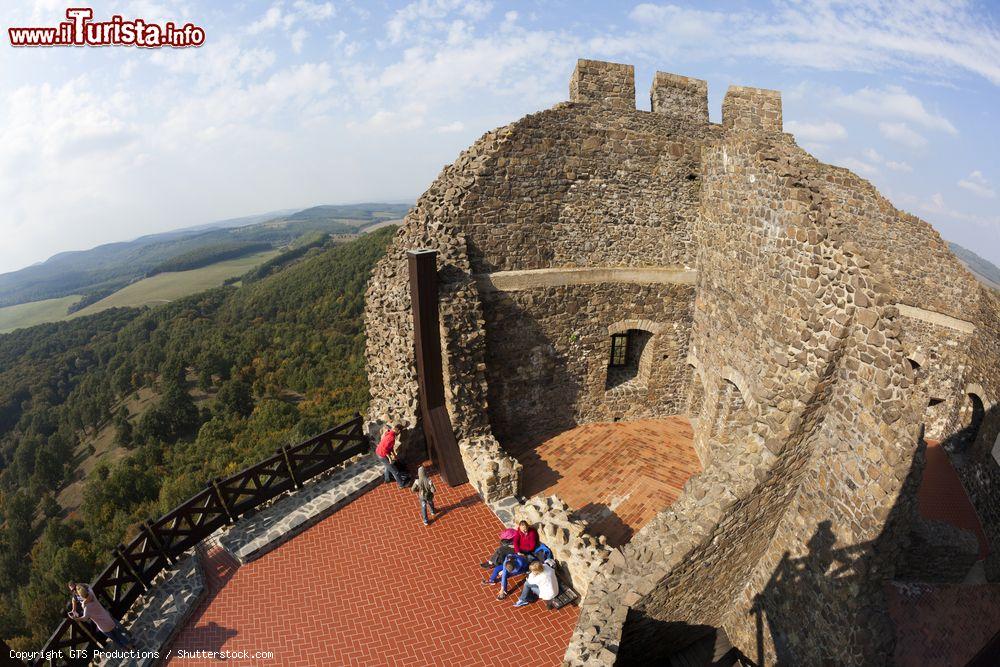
[219,454,382,564]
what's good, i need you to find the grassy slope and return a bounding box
[0,295,83,334]
[68,250,279,317]
[56,378,218,515]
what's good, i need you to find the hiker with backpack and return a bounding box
[411,464,437,525]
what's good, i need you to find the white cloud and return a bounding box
[387,0,495,44]
[627,1,1000,86]
[958,170,996,199]
[293,1,335,21]
[861,148,911,172]
[836,85,956,134]
[837,156,879,176]
[291,28,308,54]
[435,121,465,133]
[879,122,927,149]
[348,104,429,133]
[786,120,847,143]
[248,5,285,34]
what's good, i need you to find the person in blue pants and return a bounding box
[483,553,529,600]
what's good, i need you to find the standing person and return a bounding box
[376,423,406,487]
[513,561,559,608]
[483,553,530,600]
[68,584,133,648]
[512,520,539,556]
[411,464,437,525]
[67,581,85,616]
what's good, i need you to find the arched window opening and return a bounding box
[928,397,945,407]
[606,329,653,390]
[907,358,921,372]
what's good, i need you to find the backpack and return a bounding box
[533,543,554,563]
[499,528,518,541]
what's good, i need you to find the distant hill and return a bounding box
[949,242,1000,290]
[0,203,411,308]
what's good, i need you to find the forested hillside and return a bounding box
[0,226,395,648]
[0,203,409,308]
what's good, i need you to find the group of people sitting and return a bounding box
[480,520,560,609]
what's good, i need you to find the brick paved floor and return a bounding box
[168,473,579,666]
[505,417,701,547]
[888,581,1000,666]
[918,440,990,558]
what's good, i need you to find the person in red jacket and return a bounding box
[512,520,539,556]
[376,424,406,487]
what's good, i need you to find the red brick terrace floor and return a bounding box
[505,417,701,547]
[168,473,578,666]
[918,440,989,559]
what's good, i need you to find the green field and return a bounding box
[0,251,279,334]
[70,250,279,317]
[0,295,82,333]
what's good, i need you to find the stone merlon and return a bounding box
[569,58,635,110]
[722,84,783,133]
[650,71,709,125]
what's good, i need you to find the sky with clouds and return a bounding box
[1,0,999,275]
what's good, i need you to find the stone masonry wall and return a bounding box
[953,287,1000,564]
[566,102,922,667]
[482,282,694,442]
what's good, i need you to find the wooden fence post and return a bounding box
[70,614,105,649]
[142,520,175,567]
[113,546,149,593]
[211,478,237,525]
[281,445,301,490]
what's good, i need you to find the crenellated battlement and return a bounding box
[568,59,783,134]
[650,71,708,125]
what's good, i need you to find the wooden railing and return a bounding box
[33,414,368,665]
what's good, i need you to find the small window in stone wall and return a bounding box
[610,334,629,367]
[606,329,653,390]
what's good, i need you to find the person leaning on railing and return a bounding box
[67,584,134,650]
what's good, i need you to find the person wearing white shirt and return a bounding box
[513,560,559,608]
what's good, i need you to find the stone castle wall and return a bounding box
[482,282,694,441]
[363,58,1000,666]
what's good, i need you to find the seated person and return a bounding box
[511,520,539,556]
[483,553,530,600]
[480,530,516,569]
[513,561,559,608]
